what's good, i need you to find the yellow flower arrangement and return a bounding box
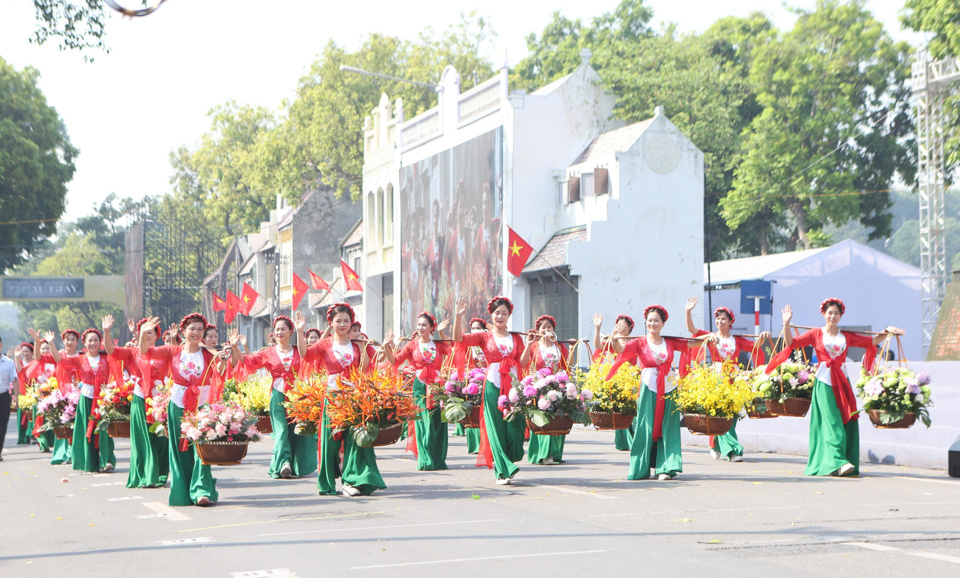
[670,360,754,418]
[573,361,640,415]
[233,374,273,415]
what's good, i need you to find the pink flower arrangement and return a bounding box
[35,388,80,432]
[502,367,591,426]
[180,401,262,444]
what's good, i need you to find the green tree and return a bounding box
[170,102,277,235]
[722,0,914,254]
[0,56,77,273]
[902,0,960,173]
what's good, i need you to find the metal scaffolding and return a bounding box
[912,51,960,358]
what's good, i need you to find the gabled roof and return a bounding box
[342,218,363,249]
[572,119,653,166]
[531,73,572,96]
[524,226,587,274]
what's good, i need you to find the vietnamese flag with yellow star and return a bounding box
[292,273,308,310]
[211,291,226,312]
[506,227,534,277]
[240,282,260,316]
[340,260,363,292]
[225,290,241,324]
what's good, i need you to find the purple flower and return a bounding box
[864,378,884,397]
[905,382,921,395]
[555,371,569,382]
[537,397,551,410]
[445,382,457,393]
[521,376,534,386]
[797,370,810,384]
[498,395,509,409]
[463,383,479,396]
[523,385,538,397]
[537,368,552,378]
[916,371,931,386]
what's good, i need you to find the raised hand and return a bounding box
[228,329,241,346]
[455,296,468,317]
[593,313,603,329]
[43,331,57,344]
[384,330,395,347]
[437,318,450,333]
[614,319,629,336]
[884,326,905,336]
[293,311,307,331]
[781,305,793,327]
[685,297,698,312]
[758,331,771,341]
[127,318,136,334]
[238,334,247,346]
[27,327,39,339]
[140,316,161,335]
[102,314,115,332]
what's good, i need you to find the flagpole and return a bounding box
[521,244,581,295]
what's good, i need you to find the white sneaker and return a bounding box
[496,477,512,485]
[729,455,744,463]
[710,449,722,460]
[657,473,671,481]
[543,457,555,465]
[102,463,114,473]
[838,463,855,477]
[341,485,362,497]
[279,462,293,478]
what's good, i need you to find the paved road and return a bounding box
[2,423,959,577]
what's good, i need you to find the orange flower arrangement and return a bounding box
[325,366,419,446]
[284,371,329,437]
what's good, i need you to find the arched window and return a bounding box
[384,184,394,246]
[366,191,377,250]
[377,187,385,248]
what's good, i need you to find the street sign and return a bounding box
[740,280,772,314]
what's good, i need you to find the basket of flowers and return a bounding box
[181,401,262,465]
[501,368,591,436]
[226,374,274,435]
[740,368,778,419]
[856,367,932,429]
[35,379,79,440]
[761,356,814,417]
[325,367,419,448]
[96,377,137,438]
[284,372,329,438]
[574,360,639,430]
[145,378,172,437]
[432,367,485,428]
[671,359,753,435]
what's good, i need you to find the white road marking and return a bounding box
[91,481,126,487]
[142,501,192,521]
[229,571,299,578]
[135,514,171,519]
[845,542,960,564]
[261,518,502,538]
[893,476,959,486]
[537,484,616,500]
[158,537,214,546]
[107,496,142,501]
[591,505,804,517]
[351,550,606,570]
[909,552,960,564]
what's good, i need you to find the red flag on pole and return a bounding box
[340,260,363,293]
[307,269,330,291]
[292,273,308,310]
[240,283,260,316]
[506,227,534,277]
[225,290,241,324]
[211,291,226,312]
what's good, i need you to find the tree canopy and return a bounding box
[0,56,77,273]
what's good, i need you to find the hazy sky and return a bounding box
[0,1,922,220]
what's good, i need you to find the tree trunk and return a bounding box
[789,202,812,250]
[785,228,800,252]
[760,228,770,256]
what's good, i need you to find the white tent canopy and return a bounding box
[702,239,922,359]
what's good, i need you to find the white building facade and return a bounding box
[360,51,706,353]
